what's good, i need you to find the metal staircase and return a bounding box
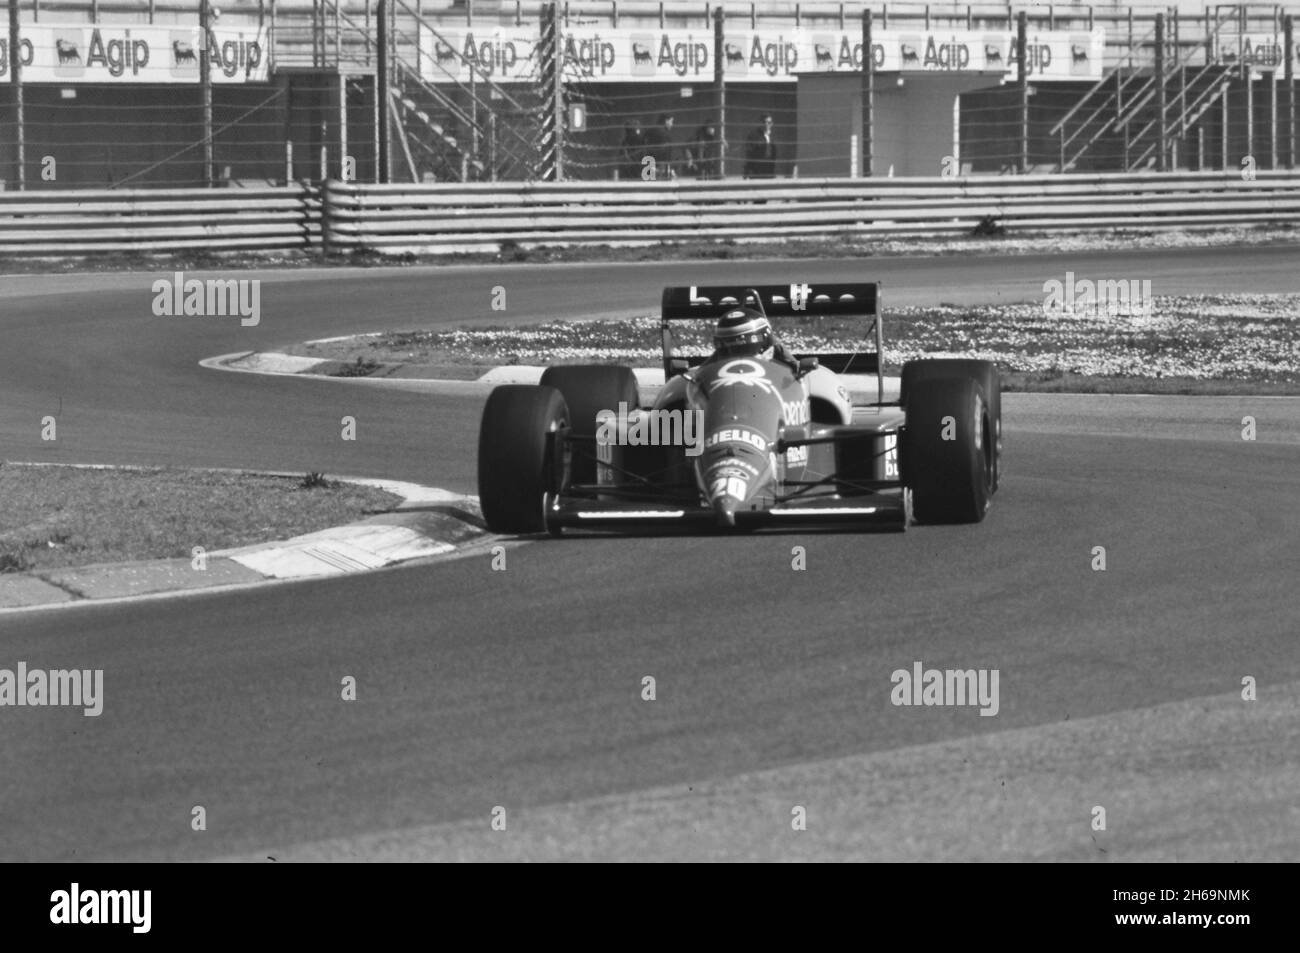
[316,0,551,182]
[1053,7,1245,172]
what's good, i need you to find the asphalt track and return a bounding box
[0,246,1297,861]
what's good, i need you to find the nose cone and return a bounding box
[700,438,773,528]
[708,482,740,527]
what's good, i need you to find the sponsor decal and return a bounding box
[707,359,781,397]
[705,427,767,452]
[781,397,810,426]
[709,475,749,501]
[884,433,899,478]
[417,25,1103,84]
[708,456,760,476]
[3,24,266,83]
[785,444,809,467]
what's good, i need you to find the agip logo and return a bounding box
[748,34,798,77]
[564,33,616,77]
[205,30,263,79]
[52,28,151,78]
[460,31,524,78]
[0,37,35,77]
[169,30,200,78]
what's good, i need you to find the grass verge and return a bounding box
[0,465,401,574]
[284,293,1300,395]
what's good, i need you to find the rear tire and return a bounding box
[901,376,992,524]
[901,358,1001,491]
[539,365,640,487]
[477,385,568,534]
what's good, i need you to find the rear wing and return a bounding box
[659,283,886,404]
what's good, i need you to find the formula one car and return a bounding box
[477,282,1001,533]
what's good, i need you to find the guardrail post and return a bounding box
[862,11,874,177]
[9,0,24,189]
[1017,12,1028,173]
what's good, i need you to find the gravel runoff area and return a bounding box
[287,294,1300,396]
[0,464,402,574]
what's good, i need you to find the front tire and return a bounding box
[539,365,640,487]
[901,358,1001,492]
[477,384,568,534]
[901,375,992,524]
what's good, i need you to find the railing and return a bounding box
[321,171,1300,253]
[1,172,1296,256]
[0,186,321,254]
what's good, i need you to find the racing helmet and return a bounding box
[713,307,774,358]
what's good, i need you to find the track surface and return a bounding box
[1,247,1297,861]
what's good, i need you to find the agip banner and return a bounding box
[419,25,1105,83]
[0,23,268,83]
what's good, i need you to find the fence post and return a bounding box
[201,0,214,186]
[1286,15,1295,169]
[862,11,873,177]
[1017,11,1028,173]
[541,2,565,181]
[9,0,24,189]
[1155,13,1166,171]
[714,7,726,177]
[378,0,390,183]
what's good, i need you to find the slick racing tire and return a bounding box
[901,375,993,524]
[539,365,640,487]
[901,358,1001,492]
[477,384,568,534]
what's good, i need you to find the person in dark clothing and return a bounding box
[619,118,647,180]
[744,113,778,178]
[641,113,678,180]
[688,121,722,179]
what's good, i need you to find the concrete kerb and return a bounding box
[0,463,492,613]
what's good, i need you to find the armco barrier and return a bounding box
[322,171,1300,255]
[0,187,321,256]
[1,173,1298,256]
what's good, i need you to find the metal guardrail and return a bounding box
[0,187,321,255]
[321,171,1300,253]
[0,172,1295,255]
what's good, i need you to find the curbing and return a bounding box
[204,349,902,397]
[0,470,491,613]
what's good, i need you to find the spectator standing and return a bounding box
[619,118,647,180]
[642,113,678,180]
[689,121,722,179]
[744,113,778,178]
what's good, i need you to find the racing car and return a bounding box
[476,282,1001,533]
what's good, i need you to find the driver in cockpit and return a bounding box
[708,307,799,372]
